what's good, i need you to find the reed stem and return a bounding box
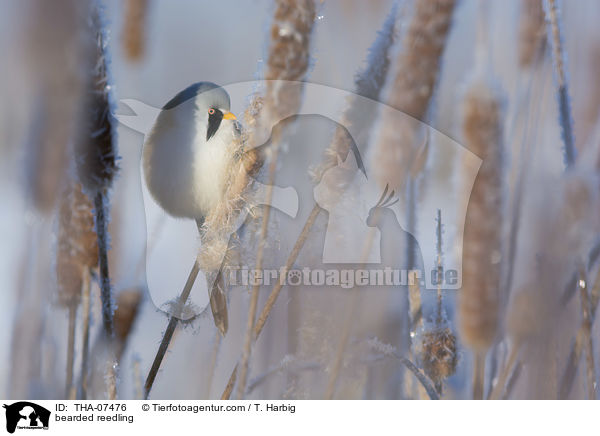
[144,259,200,399]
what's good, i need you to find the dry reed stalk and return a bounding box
[491,285,560,400]
[458,79,504,399]
[132,357,143,400]
[488,344,520,400]
[235,0,316,399]
[122,0,149,61]
[246,358,320,396]
[80,269,92,399]
[498,172,597,399]
[204,331,223,399]
[435,209,444,322]
[324,227,377,400]
[408,273,424,337]
[371,0,455,193]
[66,306,77,398]
[577,269,596,400]
[544,0,576,167]
[221,204,322,399]
[559,263,600,399]
[418,210,457,394]
[367,338,440,400]
[415,210,456,396]
[519,0,546,69]
[503,361,523,399]
[144,260,200,399]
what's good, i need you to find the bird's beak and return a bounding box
[223,111,237,120]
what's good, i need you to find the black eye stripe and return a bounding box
[206,108,224,141]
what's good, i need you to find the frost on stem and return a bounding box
[544,0,576,167]
[313,2,399,199]
[74,4,119,340]
[76,5,119,194]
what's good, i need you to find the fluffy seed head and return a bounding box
[458,79,504,351]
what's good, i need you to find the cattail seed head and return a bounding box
[122,0,149,62]
[419,327,458,384]
[371,0,456,192]
[114,288,143,344]
[75,6,119,194]
[23,0,91,212]
[458,79,505,352]
[56,180,98,307]
[518,0,546,68]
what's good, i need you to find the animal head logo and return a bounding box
[3,402,50,434]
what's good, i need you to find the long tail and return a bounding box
[209,269,228,335]
[197,218,229,335]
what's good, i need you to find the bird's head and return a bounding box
[160,81,238,143]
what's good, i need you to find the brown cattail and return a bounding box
[261,0,315,120]
[371,0,456,193]
[56,180,98,307]
[577,42,600,152]
[75,5,120,340]
[114,288,143,359]
[23,0,91,212]
[458,79,504,352]
[122,0,149,62]
[76,8,119,195]
[518,0,546,68]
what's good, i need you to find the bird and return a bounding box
[142,82,239,334]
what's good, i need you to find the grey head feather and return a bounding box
[162,81,231,111]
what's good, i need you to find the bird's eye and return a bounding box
[208,108,215,115]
